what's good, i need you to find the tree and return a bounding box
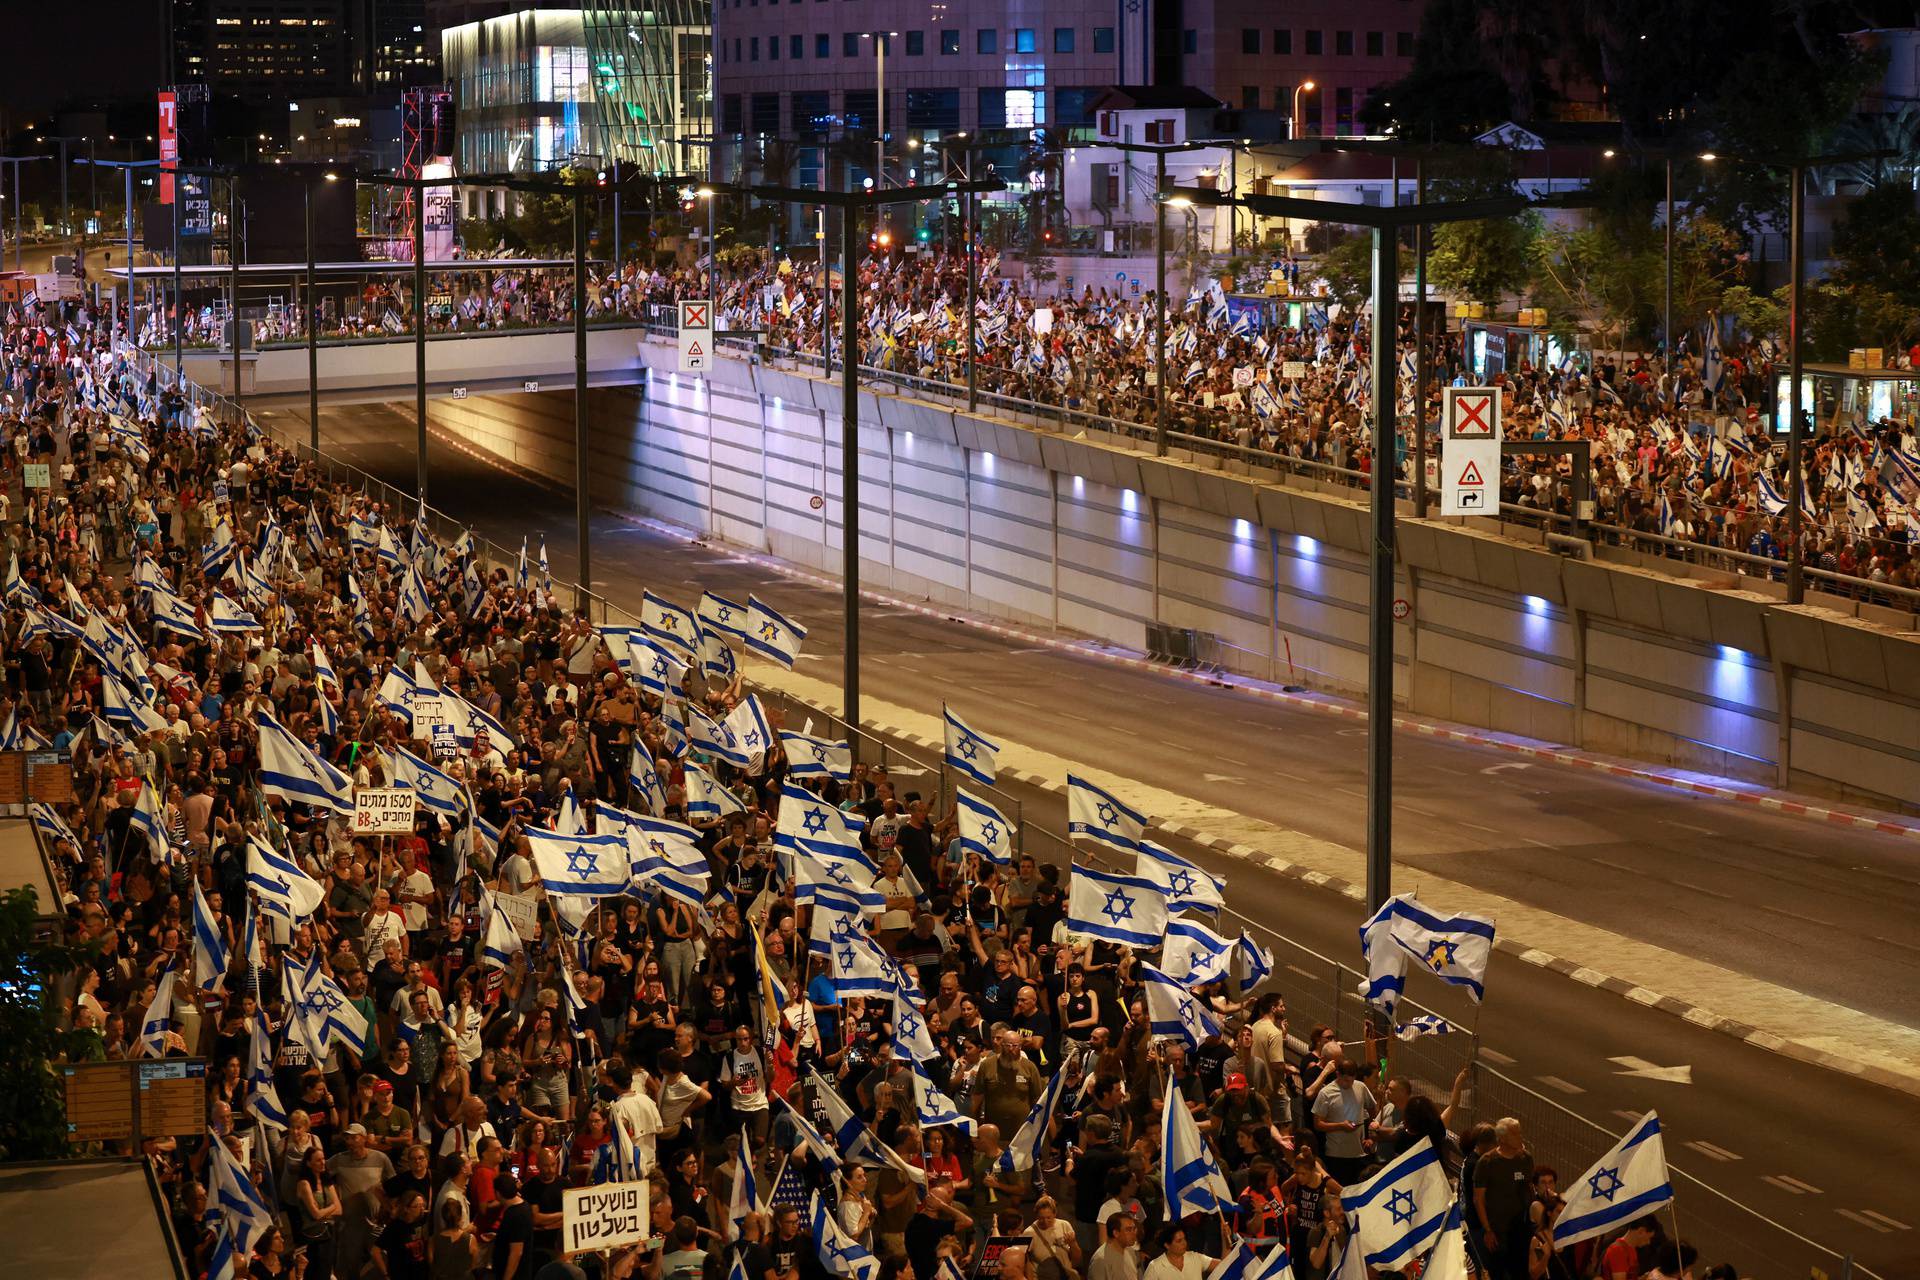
[1311,231,1374,312]
[0,887,96,1162]
[1429,211,1540,307]
[1360,0,1515,141]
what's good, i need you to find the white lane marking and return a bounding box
[1609,1056,1694,1084]
[1684,1140,1741,1163]
[1521,837,1555,848]
[1588,857,1639,876]
[1284,964,1319,981]
[1268,768,1311,784]
[1535,1075,1586,1095]
[1758,903,1840,928]
[1215,756,1254,768]
[1477,1048,1516,1066]
[1837,1209,1893,1234]
[1860,1209,1911,1231]
[1762,1175,1822,1196]
[1333,787,1367,801]
[1462,821,1500,834]
[1400,801,1439,818]
[1668,879,1733,901]
[1659,819,1719,836]
[1611,1110,1644,1124]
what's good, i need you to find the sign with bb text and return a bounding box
[353,788,418,834]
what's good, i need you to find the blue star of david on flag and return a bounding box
[759,620,779,640]
[1387,1188,1416,1226]
[802,808,829,836]
[1425,939,1459,971]
[1097,802,1120,827]
[1101,888,1135,924]
[566,847,600,876]
[1587,1166,1625,1203]
[980,820,1000,845]
[958,737,978,761]
[717,606,733,624]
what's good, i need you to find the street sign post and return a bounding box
[1441,386,1503,517]
[678,299,712,373]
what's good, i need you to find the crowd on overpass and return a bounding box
[4,315,1731,1280]
[125,244,1920,598]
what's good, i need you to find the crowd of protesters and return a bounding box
[121,242,1920,599]
[10,300,1741,1280]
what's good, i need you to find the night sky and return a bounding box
[8,2,165,117]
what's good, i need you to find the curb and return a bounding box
[430,424,1920,1095]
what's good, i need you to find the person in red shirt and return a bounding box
[1601,1217,1660,1280]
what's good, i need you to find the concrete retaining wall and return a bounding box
[425,337,1920,813]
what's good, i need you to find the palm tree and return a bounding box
[1823,104,1920,190]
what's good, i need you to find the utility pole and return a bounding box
[413,178,428,505]
[574,188,591,611]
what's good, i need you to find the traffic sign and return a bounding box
[1440,440,1501,516]
[678,299,713,373]
[1444,386,1500,439]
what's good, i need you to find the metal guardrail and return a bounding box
[133,338,1887,1280]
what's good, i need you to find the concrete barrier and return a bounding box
[424,337,1920,814]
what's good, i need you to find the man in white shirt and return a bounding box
[362,888,408,962]
[607,1061,662,1176]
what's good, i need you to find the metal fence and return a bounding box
[134,339,1887,1280]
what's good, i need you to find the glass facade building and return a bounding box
[442,6,711,178]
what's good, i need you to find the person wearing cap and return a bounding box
[364,1079,415,1156]
[331,1122,397,1280]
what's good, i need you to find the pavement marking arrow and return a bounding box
[1608,1055,1693,1084]
[1481,762,1534,776]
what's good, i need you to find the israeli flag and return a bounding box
[1068,774,1147,853]
[1358,896,1409,1019]
[954,789,1014,865]
[210,1132,275,1256]
[1755,471,1789,516]
[310,642,339,692]
[942,704,1000,786]
[128,780,168,854]
[1207,1242,1295,1280]
[699,627,739,682]
[208,592,262,634]
[482,892,523,970]
[2,551,35,604]
[628,814,712,906]
[1067,863,1170,948]
[1235,931,1275,994]
[811,1191,880,1280]
[1137,840,1226,913]
[781,730,853,782]
[807,886,873,959]
[791,850,887,916]
[1396,1015,1454,1041]
[255,712,354,815]
[139,958,177,1057]
[910,1058,976,1134]
[350,574,374,639]
[1160,917,1236,987]
[1552,1111,1674,1248]
[629,746,668,815]
[684,761,747,820]
[376,525,405,572]
[248,835,326,922]
[998,1063,1069,1174]
[776,781,871,859]
[1162,1065,1234,1218]
[202,520,236,577]
[515,537,529,592]
[811,1067,926,1182]
[351,511,378,555]
[632,638,689,701]
[538,537,551,593]
[526,827,632,897]
[699,590,750,640]
[725,694,775,773]
[688,704,751,769]
[104,673,169,736]
[306,503,328,558]
[1386,896,1496,1002]
[283,952,370,1057]
[1142,963,1225,1050]
[642,590,700,659]
[390,745,467,816]
[1340,1137,1453,1269]
[746,595,808,668]
[245,1015,288,1130]
[191,880,230,994]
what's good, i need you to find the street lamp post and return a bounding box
[0,157,46,272]
[703,174,1006,735]
[40,135,84,240]
[1171,182,1544,912]
[1786,162,1806,605]
[1664,154,1674,387]
[1156,155,1168,453]
[228,178,242,407]
[1291,82,1318,141]
[75,158,162,347]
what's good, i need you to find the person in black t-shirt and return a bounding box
[906,1174,975,1280]
[726,1213,776,1280]
[492,1174,536,1280]
[373,1188,431,1280]
[766,1206,810,1280]
[524,1147,567,1273]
